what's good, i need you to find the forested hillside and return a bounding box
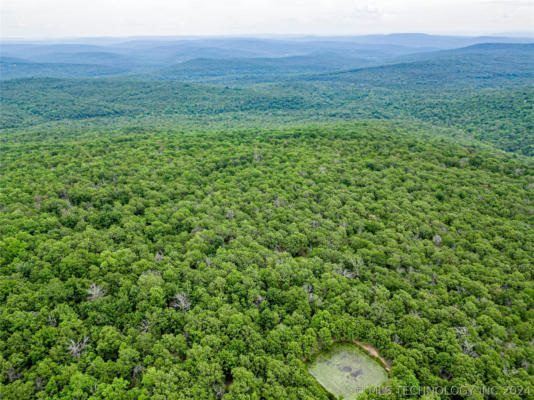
[307,44,534,88]
[2,36,533,81]
[0,60,127,80]
[0,36,422,80]
[1,123,533,399]
[0,78,316,128]
[2,79,533,156]
[1,34,533,400]
[153,53,372,84]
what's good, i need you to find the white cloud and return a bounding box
[1,0,533,38]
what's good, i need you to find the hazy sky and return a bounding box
[1,0,533,39]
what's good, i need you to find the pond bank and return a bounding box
[353,341,391,372]
[307,343,389,399]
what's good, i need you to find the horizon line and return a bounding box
[2,31,534,42]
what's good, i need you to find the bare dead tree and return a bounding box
[226,209,236,220]
[213,384,225,399]
[34,376,47,392]
[392,334,403,345]
[87,283,106,302]
[255,294,265,308]
[462,340,478,357]
[140,319,151,333]
[453,326,469,336]
[90,383,98,394]
[154,250,164,261]
[6,368,21,383]
[67,336,89,359]
[48,314,57,327]
[133,364,144,385]
[345,255,363,278]
[171,293,191,311]
[336,267,355,279]
[142,270,161,277]
[253,149,262,161]
[303,283,314,304]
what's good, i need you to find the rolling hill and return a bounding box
[4,35,531,81]
[305,43,534,88]
[0,59,127,80]
[1,34,534,399]
[153,53,373,83]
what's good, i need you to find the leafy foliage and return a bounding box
[2,78,533,155]
[1,34,533,399]
[1,123,533,399]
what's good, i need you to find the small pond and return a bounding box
[308,343,388,399]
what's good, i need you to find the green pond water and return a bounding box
[308,344,388,399]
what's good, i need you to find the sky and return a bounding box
[1,0,533,39]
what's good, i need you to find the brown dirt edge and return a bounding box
[305,339,392,373]
[353,340,392,372]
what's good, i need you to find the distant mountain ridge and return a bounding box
[303,43,534,88]
[0,59,126,79]
[1,34,532,81]
[152,53,374,83]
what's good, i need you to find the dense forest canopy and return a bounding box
[1,34,533,399]
[2,123,533,399]
[2,79,533,156]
